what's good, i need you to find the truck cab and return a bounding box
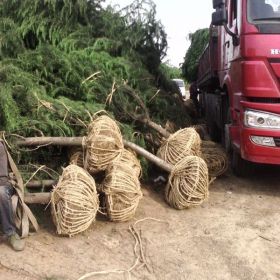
[172,78,187,101]
[197,0,280,175]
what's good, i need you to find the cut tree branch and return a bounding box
[24,192,51,204]
[16,137,173,172]
[26,180,56,188]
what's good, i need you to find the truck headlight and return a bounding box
[250,136,275,147]
[244,110,280,129]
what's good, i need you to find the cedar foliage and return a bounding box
[160,63,182,80]
[181,28,209,82]
[0,0,190,178]
[0,0,189,137]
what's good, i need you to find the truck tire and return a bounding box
[231,150,253,177]
[222,107,232,153]
[206,115,221,141]
[205,92,221,142]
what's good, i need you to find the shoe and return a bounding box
[8,233,25,251]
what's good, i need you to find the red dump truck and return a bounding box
[197,0,280,176]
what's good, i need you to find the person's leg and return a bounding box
[194,98,200,116]
[0,184,16,236]
[0,184,25,251]
[0,142,9,178]
[0,142,25,251]
[0,142,16,236]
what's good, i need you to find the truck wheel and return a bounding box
[231,150,253,177]
[206,117,221,142]
[222,108,232,153]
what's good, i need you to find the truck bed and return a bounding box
[197,27,219,91]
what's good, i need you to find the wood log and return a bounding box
[144,134,161,149]
[24,192,51,204]
[17,137,173,172]
[26,180,56,188]
[123,140,172,172]
[115,84,171,139]
[17,137,83,147]
[142,118,170,138]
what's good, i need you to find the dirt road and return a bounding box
[1,166,280,280]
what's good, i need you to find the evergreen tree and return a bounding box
[0,0,190,141]
[181,28,209,82]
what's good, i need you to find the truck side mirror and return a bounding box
[213,0,225,9]
[212,8,227,26]
[211,1,239,46]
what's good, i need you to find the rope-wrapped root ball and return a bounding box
[201,144,228,178]
[184,99,197,117]
[165,156,209,209]
[157,127,201,165]
[69,150,84,167]
[201,140,218,149]
[103,156,142,222]
[116,149,142,178]
[85,115,124,174]
[192,124,207,140]
[51,165,99,237]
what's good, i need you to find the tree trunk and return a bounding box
[24,192,51,204]
[144,134,161,149]
[17,137,173,172]
[17,137,83,147]
[123,140,172,172]
[26,180,56,188]
[142,118,170,138]
[115,84,170,139]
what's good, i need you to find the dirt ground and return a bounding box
[1,165,280,280]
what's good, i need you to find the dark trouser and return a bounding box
[190,95,200,116]
[0,142,16,236]
[0,184,16,236]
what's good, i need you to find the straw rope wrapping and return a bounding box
[201,146,228,178]
[103,153,143,222]
[201,140,218,149]
[157,128,201,165]
[69,150,84,167]
[115,149,142,178]
[192,124,207,140]
[51,165,99,237]
[165,156,209,209]
[85,115,124,174]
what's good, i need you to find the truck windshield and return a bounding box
[248,0,280,23]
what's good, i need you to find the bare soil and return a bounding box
[1,166,280,280]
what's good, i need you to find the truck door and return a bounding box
[223,0,239,70]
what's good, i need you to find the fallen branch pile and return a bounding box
[14,114,229,237]
[19,115,210,210]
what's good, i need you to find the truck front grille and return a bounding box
[274,138,280,147]
[247,97,280,104]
